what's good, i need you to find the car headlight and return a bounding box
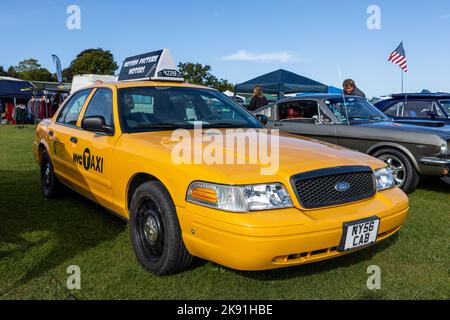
[374,167,395,191]
[440,139,448,155]
[186,181,294,212]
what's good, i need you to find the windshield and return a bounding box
[324,97,388,123]
[118,87,263,132]
[439,100,450,117]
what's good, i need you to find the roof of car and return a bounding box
[276,94,363,104]
[85,80,215,91]
[389,93,450,99]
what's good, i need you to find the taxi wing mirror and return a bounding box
[255,114,268,125]
[82,116,113,134]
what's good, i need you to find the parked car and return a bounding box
[374,93,450,127]
[33,83,409,275]
[254,94,450,193]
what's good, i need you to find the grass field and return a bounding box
[0,125,449,300]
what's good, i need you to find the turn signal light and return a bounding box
[190,187,218,205]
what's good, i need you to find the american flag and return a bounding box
[388,42,408,72]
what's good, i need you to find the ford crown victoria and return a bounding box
[32,50,409,275]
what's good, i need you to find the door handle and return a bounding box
[70,137,78,144]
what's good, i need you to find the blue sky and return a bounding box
[1,0,449,97]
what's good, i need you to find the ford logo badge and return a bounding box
[335,181,350,192]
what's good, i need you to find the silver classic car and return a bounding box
[254,94,450,193]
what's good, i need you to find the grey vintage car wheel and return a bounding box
[377,154,406,187]
[372,148,420,194]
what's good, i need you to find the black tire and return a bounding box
[129,181,193,275]
[40,150,61,198]
[372,148,420,194]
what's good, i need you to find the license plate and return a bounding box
[338,217,380,251]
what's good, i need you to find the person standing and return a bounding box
[343,79,366,98]
[248,85,269,111]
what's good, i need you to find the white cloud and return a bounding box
[439,13,450,20]
[222,50,297,63]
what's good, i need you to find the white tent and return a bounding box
[223,90,246,102]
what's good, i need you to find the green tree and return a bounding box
[11,58,55,81]
[177,62,234,92]
[15,58,41,73]
[0,66,7,76]
[63,48,119,81]
[7,66,18,78]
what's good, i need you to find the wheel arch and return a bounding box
[37,141,50,165]
[366,143,419,171]
[126,173,170,214]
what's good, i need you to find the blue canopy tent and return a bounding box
[296,86,343,97]
[0,77,40,99]
[234,69,328,99]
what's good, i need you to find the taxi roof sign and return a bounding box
[118,49,184,82]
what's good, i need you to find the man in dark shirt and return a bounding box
[343,79,366,99]
[248,85,269,111]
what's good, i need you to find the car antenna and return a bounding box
[337,65,351,126]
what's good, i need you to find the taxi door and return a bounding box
[49,88,94,190]
[72,87,119,208]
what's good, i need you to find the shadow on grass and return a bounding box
[223,233,400,281]
[417,176,450,194]
[0,169,127,296]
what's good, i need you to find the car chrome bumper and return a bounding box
[420,157,450,166]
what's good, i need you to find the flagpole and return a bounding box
[401,70,404,93]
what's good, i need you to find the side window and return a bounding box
[56,89,91,126]
[279,101,319,123]
[200,95,235,120]
[403,100,434,118]
[83,88,114,129]
[384,102,404,117]
[118,89,156,130]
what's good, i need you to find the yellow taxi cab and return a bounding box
[33,50,409,275]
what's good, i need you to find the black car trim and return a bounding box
[290,166,376,209]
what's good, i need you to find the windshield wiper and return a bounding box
[348,116,371,120]
[134,123,194,130]
[202,122,247,128]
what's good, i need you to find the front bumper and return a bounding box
[420,157,450,175]
[420,157,450,166]
[178,188,409,271]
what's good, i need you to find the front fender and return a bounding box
[366,142,420,171]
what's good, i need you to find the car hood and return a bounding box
[120,129,385,183]
[353,121,450,138]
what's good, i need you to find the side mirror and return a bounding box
[312,115,323,125]
[255,114,268,125]
[427,111,438,119]
[82,116,113,134]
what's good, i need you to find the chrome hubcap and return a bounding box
[144,216,159,242]
[379,155,406,187]
[44,163,51,185]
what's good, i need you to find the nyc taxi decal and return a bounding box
[73,148,104,173]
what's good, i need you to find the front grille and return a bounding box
[291,166,376,209]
